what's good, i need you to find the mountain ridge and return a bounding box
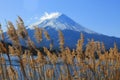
[28,12,95,34]
[3,12,120,50]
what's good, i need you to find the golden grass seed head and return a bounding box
[44,30,50,40]
[34,27,43,42]
[17,16,24,24]
[46,68,54,78]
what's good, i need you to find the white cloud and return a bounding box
[40,12,61,21]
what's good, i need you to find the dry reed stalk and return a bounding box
[16,16,28,39]
[101,42,105,53]
[22,50,28,66]
[72,70,79,79]
[0,56,9,79]
[65,47,73,65]
[8,45,16,56]
[44,30,50,40]
[34,50,45,80]
[58,30,64,51]
[0,24,4,41]
[0,41,13,70]
[34,26,43,42]
[0,66,2,76]
[59,65,69,80]
[0,42,7,53]
[44,47,52,62]
[49,53,57,64]
[7,66,18,80]
[7,21,19,44]
[36,50,46,65]
[45,68,54,79]
[76,33,84,53]
[50,39,54,50]
[27,37,36,50]
[0,56,6,80]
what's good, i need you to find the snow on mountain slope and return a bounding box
[24,12,120,49]
[27,12,95,34]
[4,12,120,49]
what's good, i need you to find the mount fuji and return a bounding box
[28,12,95,34]
[4,12,120,50]
[24,12,120,50]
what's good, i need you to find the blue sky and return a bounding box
[0,0,120,37]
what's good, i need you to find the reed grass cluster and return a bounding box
[0,17,120,80]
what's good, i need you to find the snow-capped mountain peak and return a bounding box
[3,12,120,50]
[28,12,95,34]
